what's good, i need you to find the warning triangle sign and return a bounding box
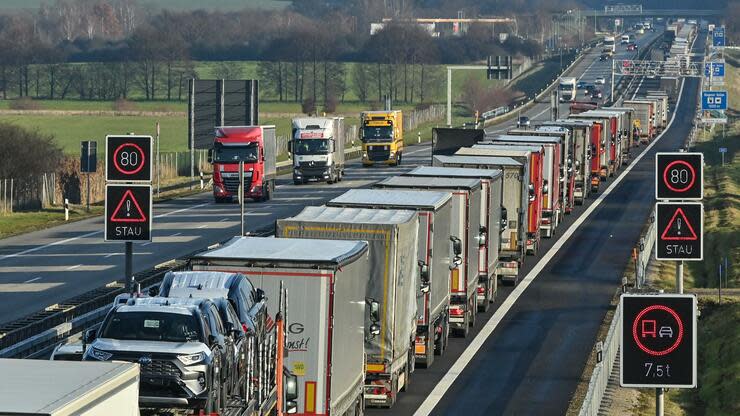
[110,189,147,223]
[661,208,697,241]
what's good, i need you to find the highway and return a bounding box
[0,22,694,416]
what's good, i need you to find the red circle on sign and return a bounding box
[113,143,145,175]
[662,160,696,193]
[631,305,684,356]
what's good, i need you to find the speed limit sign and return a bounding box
[655,153,703,200]
[106,135,153,182]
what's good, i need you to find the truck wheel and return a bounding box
[478,280,490,313]
[469,302,477,327]
[338,170,343,182]
[423,331,435,368]
[397,153,402,165]
[400,362,411,392]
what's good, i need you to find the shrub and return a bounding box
[0,122,62,179]
[302,97,316,115]
[113,98,137,112]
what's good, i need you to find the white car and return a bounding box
[594,77,606,85]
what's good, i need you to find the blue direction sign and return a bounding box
[701,91,728,111]
[713,27,725,47]
[704,62,725,77]
[719,147,727,153]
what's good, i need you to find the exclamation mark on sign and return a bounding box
[126,200,131,217]
[676,218,682,236]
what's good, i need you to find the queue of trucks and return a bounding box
[11,63,678,415]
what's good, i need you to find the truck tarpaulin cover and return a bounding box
[432,128,485,159]
[277,206,419,363]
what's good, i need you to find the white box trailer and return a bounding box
[582,110,629,171]
[189,237,369,416]
[374,176,483,336]
[488,134,568,231]
[644,94,669,130]
[605,106,638,161]
[0,359,139,416]
[568,112,613,179]
[291,117,345,184]
[538,120,595,205]
[505,127,574,214]
[327,189,452,368]
[623,100,656,143]
[276,207,418,408]
[432,155,528,285]
[404,166,504,312]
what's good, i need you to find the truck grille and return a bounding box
[298,161,328,175]
[223,176,253,193]
[367,146,390,161]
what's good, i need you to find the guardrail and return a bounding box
[579,302,622,416]
[635,210,657,289]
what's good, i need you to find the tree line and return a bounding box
[0,0,551,105]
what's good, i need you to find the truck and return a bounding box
[190,236,369,416]
[210,125,277,203]
[476,141,559,238]
[432,155,528,285]
[361,110,404,166]
[559,77,577,102]
[644,93,669,130]
[0,359,140,415]
[403,166,504,312]
[276,207,418,408]
[575,110,624,175]
[291,117,345,184]
[457,146,543,255]
[603,36,616,55]
[374,176,482,337]
[568,113,609,187]
[502,127,575,214]
[538,120,595,205]
[327,188,453,368]
[621,34,630,44]
[623,100,656,143]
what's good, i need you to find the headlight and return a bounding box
[363,152,368,158]
[88,347,113,361]
[177,352,206,365]
[294,168,301,174]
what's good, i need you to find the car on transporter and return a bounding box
[82,297,235,414]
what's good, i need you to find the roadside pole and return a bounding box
[156,122,161,197]
[447,68,452,126]
[239,161,245,236]
[125,242,133,293]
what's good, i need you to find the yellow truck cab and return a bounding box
[361,110,404,166]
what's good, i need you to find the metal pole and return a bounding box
[656,388,664,416]
[447,67,452,126]
[156,121,161,197]
[239,161,245,236]
[677,260,684,294]
[189,81,195,191]
[86,173,90,212]
[718,263,722,304]
[125,241,133,294]
[611,58,615,101]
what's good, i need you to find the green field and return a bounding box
[0,0,289,11]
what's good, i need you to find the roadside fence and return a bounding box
[0,173,56,213]
[634,210,658,289]
[578,302,622,416]
[403,105,446,131]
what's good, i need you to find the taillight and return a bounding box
[242,323,249,333]
[477,287,485,294]
[450,306,464,316]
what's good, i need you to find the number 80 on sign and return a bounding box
[655,152,703,200]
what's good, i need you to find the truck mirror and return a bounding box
[207,149,213,163]
[148,285,159,297]
[477,226,487,247]
[528,184,536,201]
[329,140,335,153]
[500,207,508,231]
[255,288,266,303]
[285,372,298,401]
[368,323,381,338]
[449,255,462,270]
[286,401,298,414]
[450,236,462,255]
[418,260,430,284]
[287,141,292,153]
[366,299,380,323]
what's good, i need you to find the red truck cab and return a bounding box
[210,126,277,203]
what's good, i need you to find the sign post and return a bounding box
[719,147,727,166]
[80,140,97,212]
[105,135,153,293]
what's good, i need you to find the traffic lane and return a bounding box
[426,77,698,416]
[0,144,432,324]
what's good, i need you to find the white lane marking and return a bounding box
[577,58,599,81]
[171,232,182,237]
[104,253,118,258]
[24,277,42,283]
[198,224,208,229]
[405,145,432,156]
[219,218,228,222]
[142,241,153,246]
[414,77,687,416]
[0,201,211,262]
[66,264,81,270]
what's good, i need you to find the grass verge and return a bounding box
[0,205,103,239]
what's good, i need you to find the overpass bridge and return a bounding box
[581,9,722,18]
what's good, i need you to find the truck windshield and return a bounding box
[362,125,393,142]
[213,145,258,163]
[101,312,203,343]
[294,139,330,155]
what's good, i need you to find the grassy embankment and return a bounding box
[632,49,740,416]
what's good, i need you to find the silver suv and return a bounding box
[83,297,231,414]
